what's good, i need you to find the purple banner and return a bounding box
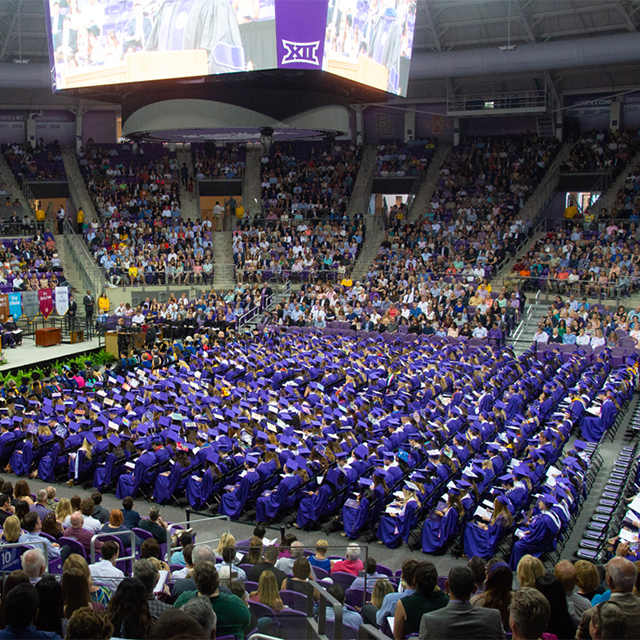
[275,0,327,70]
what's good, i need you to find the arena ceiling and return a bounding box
[0,0,639,102]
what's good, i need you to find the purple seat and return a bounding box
[248,600,277,620]
[280,589,308,612]
[58,537,87,559]
[345,588,365,608]
[331,571,356,591]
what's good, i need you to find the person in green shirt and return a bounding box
[173,561,252,639]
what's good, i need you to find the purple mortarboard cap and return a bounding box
[499,474,514,482]
[206,449,219,464]
[108,435,121,447]
[26,424,38,435]
[85,432,97,444]
[540,494,556,506]
[285,458,298,471]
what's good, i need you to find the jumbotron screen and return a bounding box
[45,0,417,96]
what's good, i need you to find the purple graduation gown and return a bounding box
[509,511,561,570]
[255,474,301,522]
[422,507,459,554]
[463,515,509,559]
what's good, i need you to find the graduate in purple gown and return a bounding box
[219,456,261,519]
[509,494,562,570]
[581,392,617,442]
[186,452,222,510]
[255,460,302,523]
[463,495,513,559]
[295,470,339,530]
[342,475,386,539]
[153,448,193,504]
[422,489,464,554]
[7,433,34,476]
[377,486,420,548]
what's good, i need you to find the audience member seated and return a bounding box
[133,559,172,620]
[65,607,113,640]
[331,543,364,576]
[106,577,154,640]
[418,566,505,640]
[247,544,287,586]
[0,583,61,639]
[509,587,551,640]
[325,583,363,631]
[89,541,124,592]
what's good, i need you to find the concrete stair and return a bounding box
[243,145,263,219]
[592,149,640,215]
[62,149,98,223]
[56,235,87,297]
[350,221,386,282]
[406,144,451,222]
[346,146,377,217]
[0,154,33,215]
[212,230,236,291]
[177,148,201,221]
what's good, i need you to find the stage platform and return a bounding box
[0,335,102,372]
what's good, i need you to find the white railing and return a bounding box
[511,289,541,344]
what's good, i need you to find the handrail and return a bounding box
[307,578,345,640]
[63,219,105,297]
[164,514,230,564]
[0,539,48,566]
[511,289,540,344]
[90,530,136,566]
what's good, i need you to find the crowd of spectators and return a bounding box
[609,161,640,220]
[192,143,246,180]
[1,476,639,640]
[85,218,216,287]
[232,215,365,284]
[373,140,436,178]
[100,286,266,338]
[0,232,65,293]
[504,221,640,299]
[560,129,640,176]
[78,141,181,222]
[260,141,361,219]
[3,140,67,182]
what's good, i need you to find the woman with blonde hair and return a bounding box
[249,570,284,612]
[216,532,236,557]
[362,578,394,626]
[516,554,545,588]
[1,515,21,543]
[575,559,605,601]
[63,554,112,607]
[55,498,73,526]
[308,539,332,573]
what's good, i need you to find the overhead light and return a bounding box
[499,45,516,51]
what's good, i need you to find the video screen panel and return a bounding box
[45,0,417,96]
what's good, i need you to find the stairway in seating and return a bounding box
[536,115,555,138]
[243,144,263,219]
[406,144,451,222]
[0,153,33,215]
[346,146,377,217]
[177,147,201,221]
[56,235,86,296]
[212,231,236,291]
[62,149,98,224]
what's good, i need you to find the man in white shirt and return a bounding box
[212,201,224,232]
[80,497,102,534]
[472,323,488,339]
[89,541,124,592]
[534,328,549,343]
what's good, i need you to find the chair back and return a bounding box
[331,571,356,591]
[58,536,87,559]
[280,589,308,612]
[248,600,277,620]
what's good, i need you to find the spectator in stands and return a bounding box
[66,607,113,640]
[247,545,287,586]
[89,541,124,592]
[516,555,545,588]
[275,540,303,574]
[362,579,395,626]
[0,583,61,640]
[34,576,64,639]
[137,506,169,544]
[21,548,46,586]
[64,554,112,609]
[248,569,284,613]
[180,596,216,639]
[121,497,140,529]
[0,493,14,525]
[468,557,487,595]
[554,560,592,625]
[575,560,606,602]
[578,557,640,639]
[418,566,504,640]
[589,601,629,640]
[63,567,104,620]
[308,539,333,572]
[107,577,154,640]
[173,562,252,639]
[216,546,246,581]
[171,544,194,580]
[350,558,387,592]
[80,498,102,534]
[325,583,363,630]
[471,562,512,631]
[376,559,420,627]
[171,545,218,600]
[535,573,577,640]
[29,490,51,522]
[394,561,448,639]
[170,532,193,566]
[64,511,103,556]
[280,557,318,600]
[19,512,60,561]
[510,587,551,640]
[151,609,204,640]
[133,559,172,620]
[331,543,363,576]
[140,539,170,575]
[91,492,110,525]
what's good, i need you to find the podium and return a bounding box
[35,327,61,347]
[105,331,119,358]
[70,330,84,344]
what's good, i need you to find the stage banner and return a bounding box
[38,289,53,318]
[8,292,22,319]
[0,293,9,322]
[55,286,69,316]
[22,291,39,319]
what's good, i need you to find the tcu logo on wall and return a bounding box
[281,40,321,66]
